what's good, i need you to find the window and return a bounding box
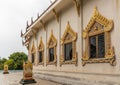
[38,37,44,65]
[39,51,42,63]
[64,42,72,61]
[47,30,57,65]
[32,54,34,63]
[89,33,105,58]
[82,7,116,66]
[30,43,36,64]
[60,22,77,66]
[49,48,54,62]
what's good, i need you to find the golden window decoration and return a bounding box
[30,42,36,64]
[82,7,116,66]
[38,37,44,65]
[60,22,77,66]
[46,30,57,66]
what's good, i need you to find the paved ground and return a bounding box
[0,71,62,85]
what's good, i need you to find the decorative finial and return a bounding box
[37,13,39,18]
[22,39,24,46]
[93,6,99,17]
[31,17,33,24]
[40,36,42,40]
[21,30,23,37]
[68,21,70,25]
[27,21,29,27]
[67,21,70,29]
[26,21,29,31]
[50,0,53,3]
[94,6,97,11]
[51,29,53,34]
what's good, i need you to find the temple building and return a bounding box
[21,0,120,84]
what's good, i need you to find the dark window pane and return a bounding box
[32,54,34,63]
[39,51,42,62]
[90,36,96,58]
[49,48,54,62]
[64,42,72,61]
[98,33,105,58]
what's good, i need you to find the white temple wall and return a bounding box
[59,3,79,72]
[35,27,47,69]
[45,18,59,71]
[81,0,120,74]
[30,0,120,75]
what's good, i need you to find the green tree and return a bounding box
[8,52,27,70]
[0,58,7,70]
[4,59,15,70]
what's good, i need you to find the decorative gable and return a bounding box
[31,42,36,53]
[47,30,57,48]
[38,37,44,51]
[46,30,57,66]
[82,7,116,66]
[82,7,113,39]
[61,22,77,44]
[60,22,77,66]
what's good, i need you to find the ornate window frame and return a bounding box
[60,22,77,66]
[82,7,116,66]
[46,30,57,65]
[30,42,36,64]
[38,37,44,65]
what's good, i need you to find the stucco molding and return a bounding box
[38,37,44,65]
[30,41,37,65]
[40,20,46,31]
[82,7,116,66]
[52,9,59,23]
[31,41,36,54]
[60,22,77,66]
[72,0,80,17]
[46,30,57,66]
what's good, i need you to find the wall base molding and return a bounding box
[34,70,120,85]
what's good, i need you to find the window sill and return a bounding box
[82,57,116,66]
[46,60,57,66]
[38,62,44,66]
[60,59,77,66]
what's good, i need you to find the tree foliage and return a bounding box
[0,58,7,70]
[4,59,15,70]
[0,52,27,70]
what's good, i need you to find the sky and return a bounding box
[0,0,53,58]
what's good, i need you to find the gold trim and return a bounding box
[60,22,77,66]
[46,30,57,66]
[82,7,116,66]
[38,37,44,65]
[72,0,80,17]
[52,9,59,23]
[32,29,37,39]
[30,42,36,65]
[40,20,46,31]
[31,42,36,54]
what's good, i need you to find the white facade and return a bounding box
[22,0,120,84]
